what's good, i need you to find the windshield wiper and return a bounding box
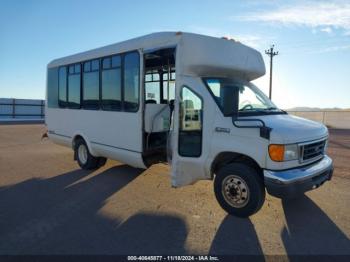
[240,107,276,112]
[265,107,288,113]
[239,108,255,112]
[239,107,288,115]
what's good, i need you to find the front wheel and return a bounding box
[214,163,265,217]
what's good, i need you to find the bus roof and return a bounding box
[48,32,265,81]
[47,32,180,68]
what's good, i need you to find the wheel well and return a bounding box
[211,152,263,180]
[72,135,84,149]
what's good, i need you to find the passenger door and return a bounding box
[170,77,209,187]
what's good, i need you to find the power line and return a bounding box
[265,45,279,100]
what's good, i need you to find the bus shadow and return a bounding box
[0,165,187,255]
[0,165,188,254]
[106,212,188,254]
[209,215,264,256]
[281,195,350,256]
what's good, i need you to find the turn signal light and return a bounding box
[269,144,285,162]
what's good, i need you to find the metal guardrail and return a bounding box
[288,110,350,129]
[1,98,348,128]
[0,99,45,119]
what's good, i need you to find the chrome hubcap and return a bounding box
[222,175,250,208]
[78,144,88,164]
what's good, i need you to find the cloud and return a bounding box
[309,44,350,53]
[320,27,333,34]
[234,1,350,31]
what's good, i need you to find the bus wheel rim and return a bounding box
[222,175,250,208]
[78,144,88,164]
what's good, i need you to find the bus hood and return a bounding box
[259,114,328,144]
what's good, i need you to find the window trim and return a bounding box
[100,54,122,111]
[56,49,141,112]
[123,51,140,113]
[202,77,233,114]
[178,85,203,158]
[67,63,81,109]
[82,59,100,110]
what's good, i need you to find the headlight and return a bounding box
[269,144,299,162]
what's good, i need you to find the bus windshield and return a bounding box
[204,78,282,115]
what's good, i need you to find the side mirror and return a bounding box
[222,85,239,118]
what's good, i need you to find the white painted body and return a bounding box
[46,32,328,188]
[144,104,170,133]
[46,108,145,168]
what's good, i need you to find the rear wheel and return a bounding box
[214,163,265,217]
[74,138,106,170]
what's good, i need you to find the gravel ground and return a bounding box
[0,124,349,255]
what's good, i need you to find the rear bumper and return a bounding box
[264,155,333,198]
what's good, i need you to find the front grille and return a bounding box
[300,139,326,162]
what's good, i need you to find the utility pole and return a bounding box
[265,45,278,100]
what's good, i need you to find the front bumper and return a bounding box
[264,155,333,198]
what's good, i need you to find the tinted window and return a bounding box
[124,52,140,112]
[68,63,81,108]
[47,67,59,108]
[75,64,81,73]
[103,57,111,69]
[205,78,276,113]
[101,55,121,110]
[112,56,121,67]
[58,67,67,107]
[178,86,203,157]
[69,65,74,74]
[84,62,90,72]
[91,60,99,71]
[83,78,98,108]
[83,60,99,109]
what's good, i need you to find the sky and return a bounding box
[0,0,349,109]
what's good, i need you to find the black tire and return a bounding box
[97,157,107,168]
[214,163,265,217]
[74,138,106,170]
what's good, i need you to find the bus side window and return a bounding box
[68,63,81,109]
[58,66,67,107]
[82,59,100,110]
[178,86,203,157]
[101,55,122,111]
[124,52,140,112]
[47,67,59,108]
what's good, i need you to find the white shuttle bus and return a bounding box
[46,32,333,217]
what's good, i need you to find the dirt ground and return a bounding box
[0,124,349,255]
